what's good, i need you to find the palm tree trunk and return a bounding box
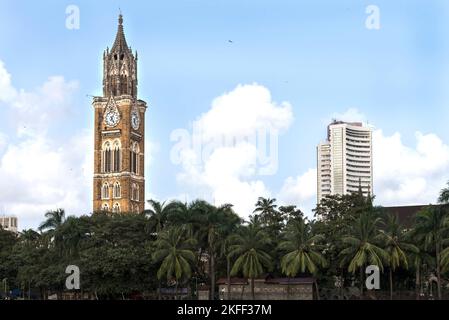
[175,282,178,300]
[340,270,344,298]
[226,256,231,300]
[360,266,364,298]
[389,269,393,300]
[210,251,215,300]
[415,266,420,300]
[251,277,255,300]
[158,281,161,300]
[436,242,442,300]
[314,280,320,300]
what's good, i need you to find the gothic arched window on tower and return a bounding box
[101,182,110,199]
[131,183,139,201]
[113,140,121,172]
[113,181,121,198]
[130,142,139,175]
[102,203,109,212]
[103,141,112,173]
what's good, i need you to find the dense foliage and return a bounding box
[1,182,449,300]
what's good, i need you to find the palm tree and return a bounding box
[38,208,66,252]
[165,200,204,238]
[190,200,240,299]
[408,237,434,300]
[380,214,418,300]
[339,211,388,296]
[279,218,328,276]
[228,223,272,300]
[441,242,449,274]
[144,199,177,234]
[414,206,449,300]
[218,212,242,300]
[38,208,65,233]
[438,181,449,204]
[19,229,40,244]
[152,227,196,299]
[253,197,277,217]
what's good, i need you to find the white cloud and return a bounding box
[322,108,449,207]
[12,76,79,136]
[373,130,449,206]
[328,107,367,124]
[0,60,17,102]
[277,168,317,217]
[174,83,293,219]
[0,60,90,230]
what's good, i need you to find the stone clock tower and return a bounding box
[92,14,147,213]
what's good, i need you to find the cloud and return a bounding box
[174,83,293,219]
[11,76,79,137]
[198,84,293,139]
[0,60,90,230]
[0,130,93,230]
[0,60,17,102]
[373,130,449,205]
[327,107,367,124]
[277,168,317,216]
[322,108,449,207]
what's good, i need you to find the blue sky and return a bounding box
[1,0,449,230]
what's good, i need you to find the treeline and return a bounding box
[1,183,449,300]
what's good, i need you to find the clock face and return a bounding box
[104,98,120,127]
[105,110,120,127]
[131,109,140,130]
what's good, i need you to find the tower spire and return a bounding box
[103,14,137,97]
[112,13,128,53]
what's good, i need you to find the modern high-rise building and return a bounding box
[317,121,373,204]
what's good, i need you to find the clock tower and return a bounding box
[92,14,147,214]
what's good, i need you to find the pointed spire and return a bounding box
[112,13,128,53]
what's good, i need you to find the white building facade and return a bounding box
[0,216,18,233]
[317,121,373,204]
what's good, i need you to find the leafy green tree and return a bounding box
[253,197,285,238]
[39,208,66,232]
[380,214,418,300]
[279,218,328,276]
[144,199,178,235]
[339,211,388,296]
[413,206,449,300]
[438,181,449,204]
[229,224,272,300]
[153,227,196,299]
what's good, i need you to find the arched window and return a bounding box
[102,141,112,173]
[113,181,121,198]
[131,183,139,201]
[130,142,139,175]
[101,182,110,199]
[102,203,109,211]
[113,140,121,172]
[112,203,121,213]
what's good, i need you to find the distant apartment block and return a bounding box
[0,216,18,233]
[317,121,373,203]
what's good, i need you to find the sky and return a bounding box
[1,0,449,230]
